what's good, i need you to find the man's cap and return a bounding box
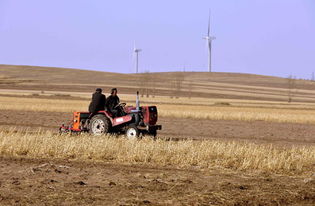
[111,88,117,93]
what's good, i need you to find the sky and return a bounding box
[0,0,314,78]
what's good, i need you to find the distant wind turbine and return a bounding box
[134,42,142,73]
[203,11,216,72]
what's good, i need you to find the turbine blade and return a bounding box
[207,9,211,36]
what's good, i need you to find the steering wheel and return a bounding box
[114,103,126,109]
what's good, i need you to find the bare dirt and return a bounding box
[0,157,314,206]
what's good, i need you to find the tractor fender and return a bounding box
[96,111,114,125]
[112,115,133,127]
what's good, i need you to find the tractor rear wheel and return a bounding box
[126,126,140,140]
[89,114,110,135]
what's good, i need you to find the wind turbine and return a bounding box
[134,42,142,73]
[203,12,216,72]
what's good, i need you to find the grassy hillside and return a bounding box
[1,64,315,103]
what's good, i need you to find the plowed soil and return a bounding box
[0,157,314,206]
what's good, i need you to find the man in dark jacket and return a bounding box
[105,88,121,117]
[88,88,106,118]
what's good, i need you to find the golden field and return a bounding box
[2,65,315,125]
[2,95,315,124]
[0,129,314,175]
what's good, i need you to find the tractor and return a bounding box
[59,92,162,139]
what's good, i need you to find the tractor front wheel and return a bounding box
[89,115,110,135]
[126,126,140,140]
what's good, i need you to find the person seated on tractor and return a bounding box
[88,88,106,119]
[105,88,123,117]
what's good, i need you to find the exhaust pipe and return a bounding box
[134,91,140,125]
[136,91,140,111]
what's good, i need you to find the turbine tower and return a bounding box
[134,43,142,73]
[204,12,216,72]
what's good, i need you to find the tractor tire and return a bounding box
[89,114,110,135]
[126,126,140,140]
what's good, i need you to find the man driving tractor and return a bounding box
[106,88,122,117]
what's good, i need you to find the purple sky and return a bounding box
[0,0,314,78]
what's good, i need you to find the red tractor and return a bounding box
[59,92,162,139]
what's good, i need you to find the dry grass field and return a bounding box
[0,130,314,175]
[0,65,315,205]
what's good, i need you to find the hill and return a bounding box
[1,64,315,103]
